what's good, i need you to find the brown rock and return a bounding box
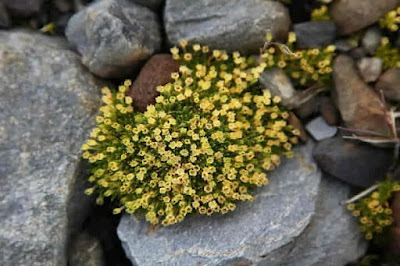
[288,112,308,142]
[333,55,391,135]
[330,0,400,35]
[319,96,340,125]
[127,54,180,112]
[375,68,400,102]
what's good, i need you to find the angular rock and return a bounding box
[118,142,321,266]
[0,30,105,265]
[330,0,400,35]
[313,136,392,188]
[293,21,337,49]
[130,0,164,10]
[306,116,337,141]
[69,232,105,266]
[0,3,10,28]
[66,0,161,78]
[3,0,43,17]
[319,96,339,125]
[260,68,296,108]
[357,57,382,83]
[333,55,391,135]
[262,175,367,266]
[127,54,180,112]
[164,0,290,54]
[362,27,382,54]
[375,68,400,102]
[288,112,308,142]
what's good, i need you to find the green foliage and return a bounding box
[311,5,331,22]
[379,6,400,32]
[261,32,336,87]
[374,37,400,70]
[347,179,399,240]
[82,42,298,226]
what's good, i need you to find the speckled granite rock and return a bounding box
[0,30,105,266]
[118,142,322,265]
[164,0,290,54]
[66,0,161,78]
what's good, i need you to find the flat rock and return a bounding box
[164,0,290,54]
[357,57,382,83]
[0,30,105,266]
[375,68,400,102]
[66,0,161,78]
[127,54,180,112]
[333,55,391,135]
[313,136,392,188]
[118,142,322,265]
[262,175,367,266]
[293,21,337,49]
[330,0,400,35]
[306,116,337,141]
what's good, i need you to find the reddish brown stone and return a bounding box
[319,96,340,125]
[288,112,308,142]
[127,54,180,112]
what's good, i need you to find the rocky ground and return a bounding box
[0,0,400,266]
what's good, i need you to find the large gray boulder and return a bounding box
[118,142,323,265]
[118,142,366,266]
[164,0,290,54]
[66,0,161,78]
[0,30,105,266]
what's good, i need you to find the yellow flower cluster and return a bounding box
[261,32,336,87]
[82,43,298,226]
[379,6,400,32]
[374,37,400,70]
[347,180,400,240]
[311,5,331,21]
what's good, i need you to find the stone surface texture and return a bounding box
[129,0,164,10]
[293,21,337,49]
[127,54,180,112]
[362,27,382,54]
[69,232,105,266]
[305,116,337,141]
[164,0,290,54]
[333,55,391,135]
[375,68,400,102]
[357,57,382,83]
[3,0,43,17]
[330,0,400,35]
[66,0,161,78]
[313,136,392,188]
[0,30,105,266]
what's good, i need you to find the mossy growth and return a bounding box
[347,179,400,240]
[82,42,299,226]
[374,37,400,70]
[379,6,400,32]
[311,5,331,22]
[261,32,336,87]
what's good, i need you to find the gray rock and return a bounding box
[330,0,400,35]
[357,57,382,83]
[293,21,337,49]
[129,0,164,10]
[3,0,43,17]
[306,116,337,141]
[333,38,357,53]
[259,67,296,108]
[0,3,10,28]
[262,175,368,266]
[313,136,392,188]
[164,0,290,54]
[375,68,400,102]
[69,232,105,266]
[333,55,391,135]
[118,142,322,266]
[0,30,105,266]
[66,0,161,78]
[362,27,382,54]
